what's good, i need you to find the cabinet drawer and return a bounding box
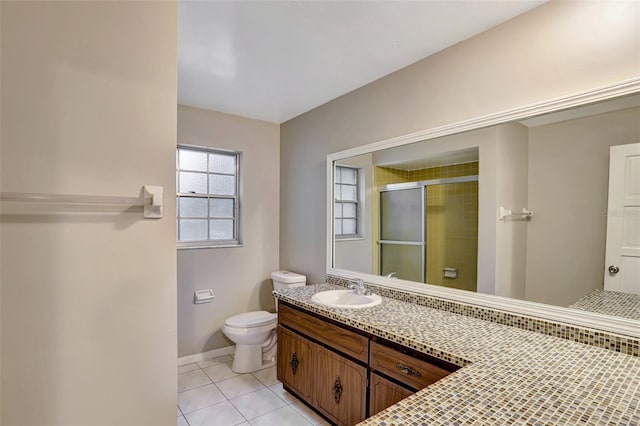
[278,303,369,363]
[370,341,452,390]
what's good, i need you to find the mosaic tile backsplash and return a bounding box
[273,283,640,425]
[326,275,640,357]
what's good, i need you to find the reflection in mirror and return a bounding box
[332,94,640,321]
[375,148,479,292]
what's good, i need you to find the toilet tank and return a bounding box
[271,270,306,291]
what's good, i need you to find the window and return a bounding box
[176,145,241,248]
[334,165,360,238]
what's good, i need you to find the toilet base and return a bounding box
[231,345,276,373]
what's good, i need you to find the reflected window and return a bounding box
[177,145,241,248]
[335,165,360,238]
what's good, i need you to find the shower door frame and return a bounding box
[378,185,427,282]
[378,174,479,283]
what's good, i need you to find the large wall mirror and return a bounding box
[327,80,640,337]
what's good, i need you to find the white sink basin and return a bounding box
[311,289,382,309]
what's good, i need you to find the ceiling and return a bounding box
[178,1,546,124]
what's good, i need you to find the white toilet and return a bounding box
[222,270,306,373]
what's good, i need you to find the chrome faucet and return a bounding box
[384,272,397,278]
[349,279,370,296]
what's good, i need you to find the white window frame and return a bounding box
[176,144,242,249]
[334,165,361,239]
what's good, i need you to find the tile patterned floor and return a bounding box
[177,355,331,426]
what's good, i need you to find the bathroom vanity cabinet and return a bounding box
[277,302,368,424]
[277,302,459,426]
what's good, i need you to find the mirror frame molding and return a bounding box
[326,76,640,339]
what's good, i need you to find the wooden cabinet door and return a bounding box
[369,373,414,416]
[314,345,367,426]
[277,326,313,402]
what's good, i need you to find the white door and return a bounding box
[604,143,640,294]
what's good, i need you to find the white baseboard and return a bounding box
[178,345,235,366]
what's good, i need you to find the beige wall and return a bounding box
[495,123,529,300]
[280,1,640,285]
[1,2,177,425]
[525,107,640,306]
[177,105,280,357]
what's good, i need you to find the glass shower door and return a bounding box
[379,187,425,282]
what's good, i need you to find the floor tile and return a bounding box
[249,405,313,426]
[198,355,233,368]
[217,375,266,400]
[177,415,189,426]
[179,370,213,392]
[179,383,227,414]
[251,366,278,387]
[290,401,326,425]
[268,383,299,404]
[230,388,286,420]
[184,401,246,426]
[179,362,201,374]
[203,361,240,383]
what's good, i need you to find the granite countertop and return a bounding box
[274,284,640,425]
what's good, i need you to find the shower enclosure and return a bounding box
[378,175,479,291]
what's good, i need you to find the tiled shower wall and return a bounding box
[373,162,479,291]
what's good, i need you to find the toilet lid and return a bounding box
[225,311,276,328]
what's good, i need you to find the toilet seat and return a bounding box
[224,311,276,328]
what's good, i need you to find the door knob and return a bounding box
[608,265,620,274]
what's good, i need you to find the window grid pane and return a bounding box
[179,196,208,218]
[179,171,208,194]
[210,198,234,218]
[342,202,357,219]
[209,174,236,196]
[209,153,236,175]
[177,146,240,245]
[343,219,356,235]
[341,168,357,185]
[340,185,357,201]
[179,219,208,241]
[209,219,234,241]
[178,149,207,172]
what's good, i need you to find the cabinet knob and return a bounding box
[608,265,620,274]
[290,352,299,375]
[333,376,343,403]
